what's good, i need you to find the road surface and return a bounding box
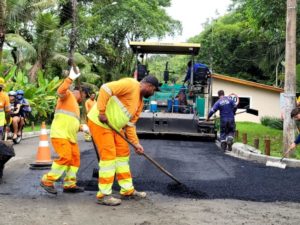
[0,135,300,225]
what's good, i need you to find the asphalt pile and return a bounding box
[0,141,15,181]
[77,138,300,202]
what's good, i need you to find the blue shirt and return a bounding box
[295,135,300,145]
[184,63,210,83]
[208,96,237,120]
[17,98,31,116]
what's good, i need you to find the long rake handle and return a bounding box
[280,148,293,162]
[106,123,182,184]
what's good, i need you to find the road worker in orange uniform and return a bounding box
[0,78,10,140]
[40,65,89,194]
[85,92,96,113]
[84,92,96,141]
[88,75,160,206]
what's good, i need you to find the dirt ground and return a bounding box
[1,192,300,225]
[1,136,300,225]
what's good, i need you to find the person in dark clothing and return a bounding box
[207,90,237,151]
[289,108,300,151]
[183,60,211,84]
[176,88,189,113]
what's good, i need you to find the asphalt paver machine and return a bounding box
[130,42,216,140]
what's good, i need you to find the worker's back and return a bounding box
[214,96,236,119]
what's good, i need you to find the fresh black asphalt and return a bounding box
[77,138,300,203]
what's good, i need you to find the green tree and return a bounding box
[76,0,181,82]
[189,0,300,86]
[0,0,6,64]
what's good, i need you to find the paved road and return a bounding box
[1,136,300,225]
[78,137,300,202]
[2,136,300,202]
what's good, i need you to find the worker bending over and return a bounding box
[40,65,89,194]
[207,90,237,151]
[88,75,160,206]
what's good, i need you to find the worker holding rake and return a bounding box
[87,75,160,206]
[266,107,300,169]
[40,62,89,194]
[289,108,300,151]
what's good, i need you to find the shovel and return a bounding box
[236,108,259,116]
[203,108,259,123]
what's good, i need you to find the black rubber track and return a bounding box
[77,138,300,203]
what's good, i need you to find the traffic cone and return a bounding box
[29,122,52,170]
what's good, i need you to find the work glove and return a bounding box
[68,66,81,81]
[81,124,90,134]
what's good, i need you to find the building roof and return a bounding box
[129,41,200,55]
[212,73,284,93]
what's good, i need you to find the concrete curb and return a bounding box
[230,142,300,168]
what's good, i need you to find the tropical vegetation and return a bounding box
[0,0,181,121]
[0,0,299,121]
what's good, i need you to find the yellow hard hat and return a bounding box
[0,77,5,87]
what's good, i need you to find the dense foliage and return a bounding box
[4,66,62,122]
[0,0,181,121]
[1,0,300,122]
[260,116,283,130]
[191,0,300,88]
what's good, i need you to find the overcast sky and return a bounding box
[157,0,232,42]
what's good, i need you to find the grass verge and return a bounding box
[23,123,49,132]
[235,122,300,159]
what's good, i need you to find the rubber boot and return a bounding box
[97,196,122,206]
[40,182,58,195]
[121,190,147,200]
[227,136,234,151]
[221,141,227,152]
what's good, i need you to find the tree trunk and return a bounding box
[28,59,42,83]
[0,0,6,65]
[283,0,297,155]
[69,0,77,59]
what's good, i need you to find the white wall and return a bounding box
[212,79,281,123]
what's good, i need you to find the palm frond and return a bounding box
[74,53,90,66]
[5,33,37,60]
[36,12,60,31]
[54,36,69,52]
[50,53,69,68]
[6,0,27,23]
[82,72,102,85]
[31,0,58,11]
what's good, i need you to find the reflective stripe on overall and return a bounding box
[42,110,80,188]
[0,110,5,127]
[50,109,80,143]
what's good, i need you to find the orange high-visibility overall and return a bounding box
[41,78,81,188]
[88,78,143,198]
